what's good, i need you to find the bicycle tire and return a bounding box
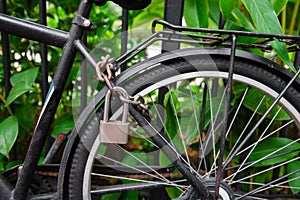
[67,50,300,199]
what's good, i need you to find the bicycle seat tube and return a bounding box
[12,0,93,199]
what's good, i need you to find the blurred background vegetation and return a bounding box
[0,0,299,171]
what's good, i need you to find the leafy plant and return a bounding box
[0,0,125,170]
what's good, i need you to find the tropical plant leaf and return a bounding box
[208,0,220,27]
[242,0,294,71]
[0,116,18,158]
[219,0,235,19]
[248,138,300,167]
[159,150,172,166]
[184,0,209,28]
[271,0,288,15]
[270,40,295,71]
[164,88,179,139]
[242,88,290,120]
[131,0,164,29]
[230,8,255,31]
[287,160,300,194]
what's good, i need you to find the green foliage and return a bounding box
[271,0,288,15]
[5,68,39,106]
[0,0,127,170]
[184,0,298,71]
[0,116,18,158]
[0,1,299,197]
[184,0,209,28]
[247,138,300,167]
[287,160,300,194]
[242,0,294,71]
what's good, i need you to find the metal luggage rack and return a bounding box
[116,19,300,66]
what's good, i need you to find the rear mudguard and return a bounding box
[56,47,299,199]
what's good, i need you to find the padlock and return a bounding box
[100,86,129,144]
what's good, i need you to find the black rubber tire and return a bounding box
[67,54,300,199]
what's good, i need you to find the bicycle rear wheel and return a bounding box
[67,51,300,199]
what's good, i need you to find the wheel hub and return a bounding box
[201,178,235,200]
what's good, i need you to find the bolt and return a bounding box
[83,19,91,27]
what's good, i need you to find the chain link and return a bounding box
[96,55,115,91]
[119,95,151,117]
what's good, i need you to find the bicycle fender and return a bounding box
[57,47,299,199]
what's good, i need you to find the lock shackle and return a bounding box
[103,86,129,123]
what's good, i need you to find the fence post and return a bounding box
[0,0,12,98]
[162,0,184,52]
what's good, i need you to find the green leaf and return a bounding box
[287,160,300,194]
[122,191,138,200]
[184,0,209,28]
[248,138,300,167]
[243,88,290,120]
[208,0,220,26]
[270,40,295,72]
[5,83,32,106]
[0,116,19,158]
[6,68,39,106]
[5,160,22,170]
[122,152,149,166]
[166,187,182,199]
[220,0,235,19]
[242,0,294,71]
[131,0,164,29]
[164,89,179,139]
[51,115,74,137]
[101,193,121,200]
[242,0,282,34]
[14,104,36,131]
[159,150,172,166]
[10,68,39,87]
[271,0,288,15]
[230,8,255,31]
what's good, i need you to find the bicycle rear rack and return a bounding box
[116,19,300,68]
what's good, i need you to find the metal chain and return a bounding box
[96,55,115,91]
[119,95,151,117]
[96,55,151,117]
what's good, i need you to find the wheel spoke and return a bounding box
[91,173,187,191]
[237,167,300,199]
[230,156,300,185]
[225,94,266,165]
[72,66,300,199]
[228,106,282,182]
[167,85,192,172]
[207,82,227,177]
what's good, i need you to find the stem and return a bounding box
[281,7,286,34]
[0,95,14,116]
[288,0,299,35]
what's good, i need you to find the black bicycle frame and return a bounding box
[1,0,298,199]
[0,0,93,199]
[0,1,210,199]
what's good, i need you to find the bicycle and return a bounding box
[1,0,300,199]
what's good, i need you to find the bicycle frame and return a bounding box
[1,0,300,199]
[0,0,93,199]
[0,1,203,199]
